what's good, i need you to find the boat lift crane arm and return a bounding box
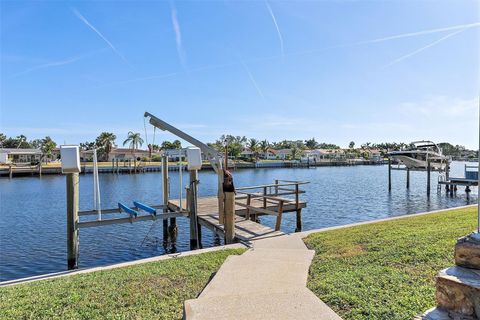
[144,112,226,222]
[144,112,223,173]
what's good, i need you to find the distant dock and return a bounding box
[0,159,385,178]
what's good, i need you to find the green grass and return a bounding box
[0,249,245,320]
[304,206,477,320]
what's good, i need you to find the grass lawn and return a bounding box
[304,206,477,320]
[0,249,244,320]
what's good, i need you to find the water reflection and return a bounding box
[0,161,476,281]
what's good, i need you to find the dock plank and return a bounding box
[169,197,288,241]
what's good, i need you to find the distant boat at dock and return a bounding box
[387,140,450,171]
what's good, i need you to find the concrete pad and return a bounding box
[185,288,342,320]
[242,248,315,261]
[200,260,311,298]
[251,234,307,250]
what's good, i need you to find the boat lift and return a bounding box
[61,113,226,270]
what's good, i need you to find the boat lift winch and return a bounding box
[61,112,223,270]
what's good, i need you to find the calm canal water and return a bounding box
[0,162,476,282]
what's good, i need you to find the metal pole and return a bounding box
[179,154,183,211]
[388,158,392,191]
[427,160,431,196]
[189,170,199,249]
[162,156,169,239]
[406,168,410,189]
[477,94,480,233]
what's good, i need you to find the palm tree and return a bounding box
[16,135,27,149]
[96,132,117,161]
[247,138,260,161]
[41,136,57,164]
[260,140,270,159]
[123,131,144,157]
[304,138,318,150]
[290,145,300,160]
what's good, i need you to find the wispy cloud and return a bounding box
[400,96,478,117]
[94,21,480,88]
[13,49,104,77]
[357,22,480,45]
[384,27,470,67]
[265,1,284,58]
[170,3,187,70]
[13,55,84,77]
[72,8,130,65]
[240,59,266,102]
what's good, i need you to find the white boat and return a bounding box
[387,141,450,171]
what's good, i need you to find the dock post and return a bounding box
[112,159,115,173]
[406,168,410,189]
[189,169,199,249]
[224,191,235,244]
[295,183,302,232]
[38,163,42,177]
[66,173,79,270]
[162,156,170,239]
[427,160,431,196]
[388,158,392,191]
[9,165,12,179]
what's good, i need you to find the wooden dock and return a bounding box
[169,187,307,242]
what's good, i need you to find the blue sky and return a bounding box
[1,0,479,149]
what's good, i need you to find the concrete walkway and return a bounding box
[184,234,342,320]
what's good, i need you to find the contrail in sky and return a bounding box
[357,22,480,45]
[171,4,187,70]
[13,49,106,77]
[265,1,284,57]
[240,59,266,102]
[96,21,479,88]
[72,8,130,65]
[384,26,471,67]
[14,55,84,76]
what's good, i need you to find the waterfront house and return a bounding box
[240,148,254,159]
[108,148,151,161]
[275,149,292,160]
[260,149,278,160]
[0,148,43,164]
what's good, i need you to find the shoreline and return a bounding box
[1,204,474,287]
[0,159,385,177]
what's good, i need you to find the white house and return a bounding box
[107,148,151,161]
[275,149,292,160]
[0,148,43,164]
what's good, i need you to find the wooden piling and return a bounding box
[38,163,42,177]
[66,173,79,270]
[9,165,12,179]
[189,170,199,249]
[295,183,302,232]
[427,160,431,196]
[224,192,235,244]
[388,158,392,191]
[112,159,115,173]
[406,168,410,189]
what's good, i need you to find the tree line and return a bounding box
[1,132,476,161]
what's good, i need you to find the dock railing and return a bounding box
[235,180,308,231]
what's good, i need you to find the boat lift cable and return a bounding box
[144,112,225,221]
